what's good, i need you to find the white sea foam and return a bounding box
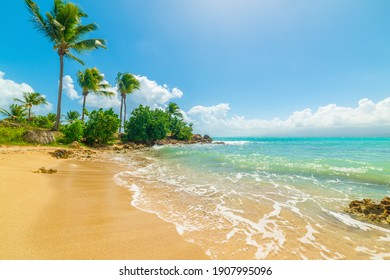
[330,167,367,174]
[223,141,251,146]
[298,223,318,244]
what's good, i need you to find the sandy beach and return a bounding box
[0,146,207,260]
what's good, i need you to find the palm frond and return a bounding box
[94,90,116,97]
[25,0,52,40]
[72,39,107,53]
[72,23,98,40]
[65,52,85,65]
[0,108,11,117]
[13,98,24,104]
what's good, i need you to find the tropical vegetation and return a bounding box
[65,110,81,124]
[125,104,193,144]
[116,72,140,133]
[0,104,27,122]
[61,120,84,143]
[14,92,47,123]
[0,0,204,147]
[84,108,120,145]
[77,67,113,121]
[25,0,106,130]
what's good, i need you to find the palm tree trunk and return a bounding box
[81,94,87,122]
[119,95,123,133]
[28,108,31,123]
[124,96,127,130]
[54,54,64,131]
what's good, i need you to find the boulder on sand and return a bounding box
[24,130,55,145]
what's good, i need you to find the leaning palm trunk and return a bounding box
[54,52,65,130]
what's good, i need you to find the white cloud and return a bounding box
[128,75,183,109]
[0,71,52,116]
[63,75,81,100]
[85,88,121,109]
[187,97,390,137]
[65,74,183,113]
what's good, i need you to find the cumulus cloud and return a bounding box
[187,97,390,137]
[63,75,81,100]
[85,89,121,109]
[64,74,183,112]
[0,71,52,115]
[128,75,183,109]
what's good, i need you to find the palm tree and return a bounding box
[166,102,183,122]
[65,110,80,124]
[25,0,107,130]
[77,67,113,121]
[116,72,140,133]
[0,104,27,121]
[14,92,47,123]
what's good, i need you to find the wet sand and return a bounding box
[0,147,207,260]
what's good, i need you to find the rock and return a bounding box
[69,141,81,149]
[203,134,213,143]
[192,134,202,141]
[346,196,390,225]
[213,141,225,145]
[24,130,55,145]
[49,149,73,159]
[33,167,57,174]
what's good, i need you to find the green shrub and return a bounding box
[84,108,120,145]
[169,117,193,141]
[0,126,27,144]
[31,115,54,129]
[125,105,169,144]
[61,120,84,143]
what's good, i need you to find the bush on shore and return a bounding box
[84,108,120,145]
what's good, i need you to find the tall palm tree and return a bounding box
[166,102,183,122]
[0,104,28,121]
[25,0,107,130]
[77,67,113,121]
[116,72,140,133]
[14,92,47,123]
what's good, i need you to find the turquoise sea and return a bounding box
[113,138,390,259]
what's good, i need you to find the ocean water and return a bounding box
[112,138,390,259]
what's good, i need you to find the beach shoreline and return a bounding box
[0,146,208,260]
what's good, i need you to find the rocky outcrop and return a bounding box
[23,130,55,145]
[192,134,203,141]
[49,149,73,159]
[153,134,224,146]
[69,141,81,149]
[346,197,390,225]
[203,134,212,142]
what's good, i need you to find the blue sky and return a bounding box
[1,0,390,136]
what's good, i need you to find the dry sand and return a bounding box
[0,146,207,260]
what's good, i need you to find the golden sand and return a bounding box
[0,147,207,260]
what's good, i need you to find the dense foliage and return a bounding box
[169,117,193,141]
[30,113,56,129]
[84,108,120,145]
[125,105,169,144]
[61,120,84,143]
[0,126,27,145]
[125,105,193,144]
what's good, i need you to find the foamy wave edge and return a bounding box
[113,171,191,237]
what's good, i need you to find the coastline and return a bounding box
[0,146,207,260]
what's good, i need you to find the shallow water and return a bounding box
[112,138,390,259]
